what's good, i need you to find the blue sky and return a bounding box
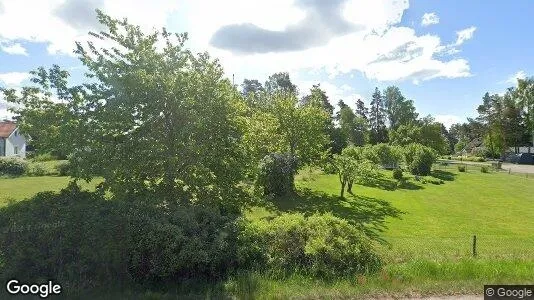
[0,0,532,127]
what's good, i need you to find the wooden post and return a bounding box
[472,235,477,257]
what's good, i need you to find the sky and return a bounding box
[0,0,533,128]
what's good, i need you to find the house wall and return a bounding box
[4,129,26,158]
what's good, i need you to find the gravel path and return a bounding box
[501,163,534,174]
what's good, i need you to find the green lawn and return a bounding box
[0,176,98,206]
[248,165,534,262]
[2,166,534,298]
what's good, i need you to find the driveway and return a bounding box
[501,163,534,174]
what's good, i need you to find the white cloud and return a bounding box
[0,0,475,84]
[421,12,439,26]
[0,40,27,55]
[435,114,464,129]
[504,70,527,85]
[455,26,476,46]
[0,0,179,55]
[0,72,30,86]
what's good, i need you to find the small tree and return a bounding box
[403,143,437,176]
[256,153,299,197]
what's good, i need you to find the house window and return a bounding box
[14,146,18,155]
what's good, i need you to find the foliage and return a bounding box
[0,158,27,176]
[268,91,329,165]
[452,155,485,162]
[56,160,72,176]
[25,163,49,176]
[403,143,437,176]
[458,165,466,172]
[480,166,489,173]
[390,122,449,154]
[0,185,241,294]
[370,143,403,169]
[333,147,381,197]
[392,168,403,181]
[30,152,58,162]
[3,11,250,206]
[238,213,382,278]
[383,86,418,130]
[369,87,388,144]
[265,72,298,96]
[336,100,368,146]
[256,153,298,196]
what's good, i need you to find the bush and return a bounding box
[481,166,489,173]
[403,144,437,176]
[0,185,241,294]
[238,213,382,278]
[392,168,403,181]
[458,165,466,172]
[25,163,48,176]
[30,153,58,162]
[56,160,72,176]
[256,153,298,196]
[452,155,485,162]
[0,158,27,176]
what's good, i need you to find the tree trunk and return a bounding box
[340,180,346,198]
[347,180,353,193]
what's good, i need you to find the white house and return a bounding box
[0,121,26,158]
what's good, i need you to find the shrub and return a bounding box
[403,144,437,176]
[371,144,402,169]
[458,165,466,172]
[30,153,58,162]
[392,168,403,181]
[481,166,489,173]
[25,163,48,176]
[238,213,382,278]
[256,153,298,196]
[0,185,241,294]
[0,158,27,176]
[56,160,72,176]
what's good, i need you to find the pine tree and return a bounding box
[369,87,388,144]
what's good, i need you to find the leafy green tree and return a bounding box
[390,120,448,154]
[4,11,250,205]
[515,77,534,146]
[369,87,388,144]
[383,86,418,130]
[265,72,298,96]
[337,100,367,146]
[269,92,329,165]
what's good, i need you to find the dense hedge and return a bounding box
[0,158,27,176]
[0,184,241,294]
[256,153,298,196]
[237,213,382,278]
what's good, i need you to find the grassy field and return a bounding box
[249,165,534,262]
[0,176,98,206]
[2,164,534,298]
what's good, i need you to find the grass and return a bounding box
[2,163,534,298]
[249,164,534,262]
[0,176,98,206]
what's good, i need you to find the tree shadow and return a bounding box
[262,188,404,241]
[431,170,456,181]
[355,174,424,191]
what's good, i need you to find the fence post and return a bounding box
[472,235,477,257]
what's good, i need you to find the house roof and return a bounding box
[0,121,17,138]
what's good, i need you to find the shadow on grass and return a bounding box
[356,174,424,191]
[431,170,456,182]
[262,188,404,241]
